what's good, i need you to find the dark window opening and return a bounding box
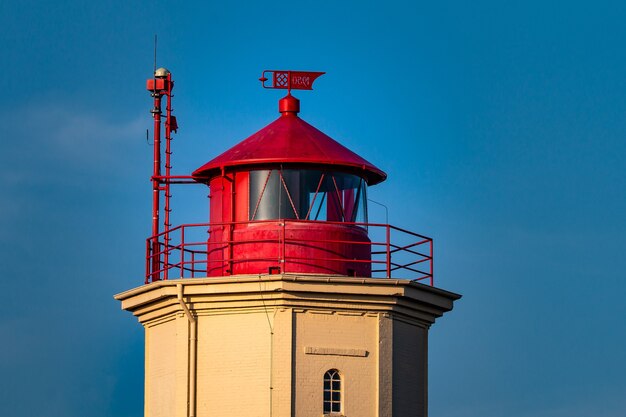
[249,169,367,224]
[323,369,342,414]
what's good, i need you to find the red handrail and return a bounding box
[145,220,433,285]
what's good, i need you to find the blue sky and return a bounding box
[1,1,625,416]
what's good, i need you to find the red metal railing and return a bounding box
[145,220,433,285]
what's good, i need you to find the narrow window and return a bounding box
[323,369,342,414]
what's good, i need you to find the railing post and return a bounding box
[163,241,169,281]
[191,251,195,278]
[151,237,160,282]
[430,239,434,286]
[181,226,185,278]
[228,222,234,275]
[280,221,286,273]
[145,239,150,285]
[386,224,391,278]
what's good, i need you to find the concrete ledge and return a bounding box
[114,273,461,326]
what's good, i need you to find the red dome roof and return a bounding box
[192,98,386,185]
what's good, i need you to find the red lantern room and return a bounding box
[192,92,386,277]
[145,70,433,285]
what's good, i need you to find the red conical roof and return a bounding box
[192,96,386,185]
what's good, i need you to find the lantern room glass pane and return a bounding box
[249,170,305,220]
[249,169,368,224]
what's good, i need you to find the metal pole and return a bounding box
[430,240,434,286]
[180,225,185,278]
[163,72,174,280]
[386,224,391,278]
[282,221,286,273]
[151,86,163,282]
[145,239,151,284]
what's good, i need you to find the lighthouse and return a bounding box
[115,69,460,417]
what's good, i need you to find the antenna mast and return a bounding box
[147,60,178,282]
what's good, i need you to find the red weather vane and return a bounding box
[259,70,325,93]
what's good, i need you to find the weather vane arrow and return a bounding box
[259,70,325,93]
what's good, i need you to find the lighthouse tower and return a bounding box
[115,69,460,417]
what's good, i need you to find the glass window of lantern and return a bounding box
[249,169,303,220]
[249,169,367,224]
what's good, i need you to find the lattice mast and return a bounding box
[147,67,181,281]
